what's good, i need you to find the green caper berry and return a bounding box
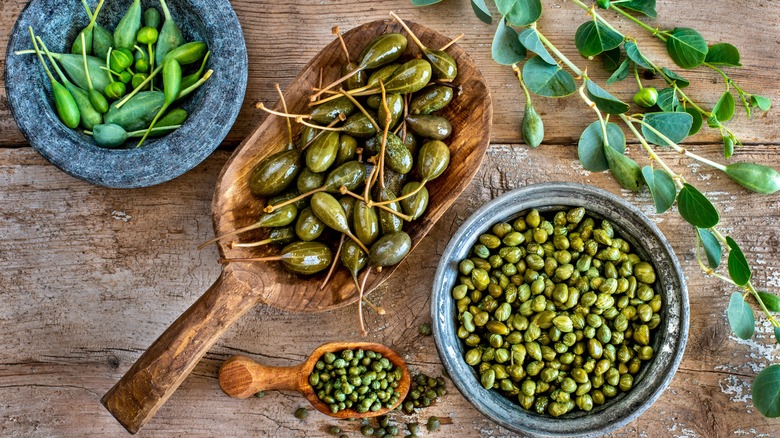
[459,259,474,276]
[327,425,341,435]
[479,234,502,249]
[426,416,441,432]
[294,407,309,419]
[361,426,375,436]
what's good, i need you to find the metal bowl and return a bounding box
[4,0,247,188]
[431,182,689,437]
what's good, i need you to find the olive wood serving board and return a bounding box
[218,342,411,418]
[101,17,492,434]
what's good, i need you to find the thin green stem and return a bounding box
[633,62,643,90]
[610,5,666,41]
[578,77,610,149]
[631,117,728,171]
[512,64,532,104]
[536,31,584,77]
[570,0,624,37]
[620,114,686,189]
[746,282,780,327]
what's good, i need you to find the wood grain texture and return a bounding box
[2,0,780,436]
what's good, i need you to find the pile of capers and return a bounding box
[401,373,447,414]
[308,349,404,415]
[452,207,662,417]
[212,17,459,334]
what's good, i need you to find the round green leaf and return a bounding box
[492,18,526,65]
[641,112,693,147]
[625,41,654,70]
[586,79,630,114]
[619,0,657,18]
[496,0,542,27]
[725,162,780,194]
[713,91,736,122]
[757,292,780,313]
[678,183,719,228]
[522,56,576,98]
[656,88,680,112]
[578,121,626,172]
[751,95,772,112]
[727,292,755,340]
[605,145,643,191]
[666,27,708,69]
[642,166,677,213]
[518,28,557,65]
[607,58,630,85]
[684,107,703,136]
[727,236,752,286]
[705,43,742,67]
[575,21,624,57]
[661,67,690,88]
[752,364,780,417]
[471,0,493,24]
[696,227,722,270]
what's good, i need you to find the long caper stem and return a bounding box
[29,28,57,85]
[346,232,371,256]
[148,43,155,91]
[389,12,429,52]
[80,33,95,91]
[295,117,342,132]
[89,0,105,28]
[341,187,413,222]
[218,256,283,264]
[357,268,371,337]
[377,80,391,190]
[256,102,311,120]
[37,37,69,85]
[264,187,323,213]
[363,297,386,315]
[197,220,267,250]
[339,89,380,132]
[116,63,163,108]
[369,179,428,208]
[230,238,274,249]
[310,66,361,102]
[439,33,464,51]
[275,84,294,148]
[320,234,346,290]
[332,26,351,63]
[80,0,93,20]
[177,70,212,100]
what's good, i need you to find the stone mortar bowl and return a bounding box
[5,0,247,188]
[431,182,689,437]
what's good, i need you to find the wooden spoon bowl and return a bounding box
[102,17,492,434]
[218,342,411,419]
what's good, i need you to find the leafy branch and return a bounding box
[413,0,780,418]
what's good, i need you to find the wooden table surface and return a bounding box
[2,0,780,436]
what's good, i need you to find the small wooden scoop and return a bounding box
[218,342,411,418]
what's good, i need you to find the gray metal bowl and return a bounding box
[5,0,247,188]
[432,182,689,437]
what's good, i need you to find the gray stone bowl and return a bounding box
[431,182,689,437]
[4,0,247,188]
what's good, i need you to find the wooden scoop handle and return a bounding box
[219,355,304,398]
[101,272,259,434]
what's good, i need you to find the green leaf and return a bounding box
[625,41,654,70]
[696,227,721,269]
[606,58,630,85]
[705,43,742,67]
[713,91,736,122]
[684,107,703,136]
[727,236,752,286]
[575,21,624,57]
[605,145,643,191]
[602,47,622,71]
[751,95,772,112]
[578,121,626,172]
[642,112,693,147]
[642,167,676,213]
[496,0,542,27]
[522,56,576,97]
[666,27,708,69]
[586,79,630,114]
[677,183,719,228]
[618,0,657,18]
[661,67,690,88]
[775,327,780,345]
[757,292,780,313]
[517,28,557,65]
[411,0,444,4]
[727,292,755,340]
[471,0,493,24]
[656,88,680,112]
[491,18,526,65]
[754,364,780,417]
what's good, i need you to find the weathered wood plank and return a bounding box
[1,145,779,436]
[1,0,779,146]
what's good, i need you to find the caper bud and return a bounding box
[633,262,656,284]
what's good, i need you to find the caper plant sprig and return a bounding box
[413,0,780,418]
